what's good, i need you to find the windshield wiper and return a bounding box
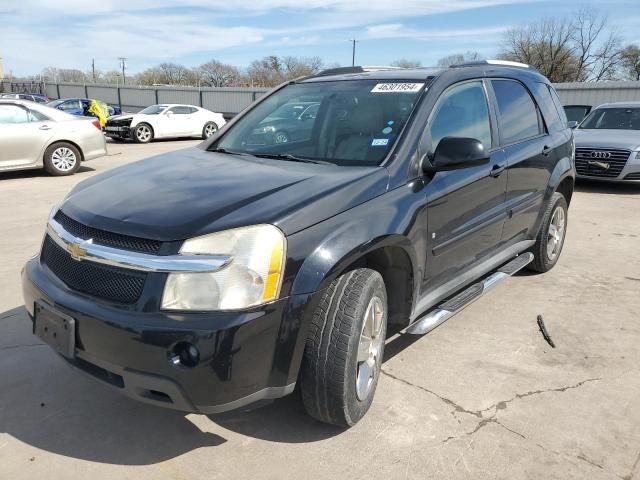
[251,153,332,165]
[208,147,246,155]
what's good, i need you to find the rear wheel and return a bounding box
[300,269,387,427]
[528,192,568,273]
[202,121,218,139]
[133,123,153,143]
[44,142,81,176]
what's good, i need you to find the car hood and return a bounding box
[107,114,134,122]
[574,129,640,151]
[61,148,389,241]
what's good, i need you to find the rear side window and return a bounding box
[547,86,568,126]
[429,81,492,151]
[492,80,542,144]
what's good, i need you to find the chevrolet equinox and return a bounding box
[23,61,575,427]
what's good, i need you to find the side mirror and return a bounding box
[424,137,489,173]
[567,121,578,129]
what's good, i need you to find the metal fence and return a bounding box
[0,80,270,118]
[2,78,640,115]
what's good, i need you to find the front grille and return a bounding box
[106,118,132,128]
[41,235,147,304]
[54,211,162,254]
[624,172,640,180]
[575,148,630,178]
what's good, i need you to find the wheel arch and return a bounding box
[43,139,85,163]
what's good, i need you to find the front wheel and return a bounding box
[133,123,153,143]
[528,192,568,273]
[300,269,387,427]
[202,121,218,139]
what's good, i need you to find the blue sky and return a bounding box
[1,0,638,77]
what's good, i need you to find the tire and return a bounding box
[202,121,218,139]
[527,192,568,273]
[43,142,81,176]
[300,268,387,427]
[274,130,289,144]
[133,123,153,143]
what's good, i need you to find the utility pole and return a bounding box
[349,39,359,67]
[118,57,127,85]
[91,58,96,82]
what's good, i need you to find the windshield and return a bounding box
[564,105,590,123]
[213,79,426,166]
[580,107,640,130]
[140,105,167,115]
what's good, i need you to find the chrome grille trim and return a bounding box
[46,209,231,273]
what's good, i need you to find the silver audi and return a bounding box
[0,99,107,176]
[573,102,640,182]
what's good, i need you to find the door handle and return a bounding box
[542,145,552,156]
[39,125,52,130]
[490,163,506,177]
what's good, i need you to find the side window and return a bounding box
[187,107,198,114]
[0,105,30,124]
[28,110,49,122]
[58,100,81,111]
[492,80,542,144]
[168,106,190,114]
[429,81,492,152]
[547,86,569,126]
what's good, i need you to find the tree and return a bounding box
[436,51,482,68]
[198,60,241,87]
[620,45,640,80]
[247,55,324,87]
[499,7,623,82]
[42,67,86,83]
[391,59,423,68]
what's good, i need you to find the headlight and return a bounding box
[635,151,640,160]
[161,225,285,311]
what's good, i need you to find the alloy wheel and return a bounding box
[546,206,566,261]
[137,125,152,142]
[51,147,77,172]
[356,296,385,401]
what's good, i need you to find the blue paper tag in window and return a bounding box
[371,138,389,147]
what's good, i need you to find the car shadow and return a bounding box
[0,306,343,465]
[575,179,640,195]
[0,165,95,180]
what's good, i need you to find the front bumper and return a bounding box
[22,258,316,413]
[104,125,133,140]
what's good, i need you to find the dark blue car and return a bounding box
[47,98,122,117]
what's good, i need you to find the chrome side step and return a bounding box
[405,252,534,335]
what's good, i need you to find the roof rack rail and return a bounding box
[315,65,404,77]
[450,59,534,70]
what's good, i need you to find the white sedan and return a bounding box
[104,104,226,143]
[0,99,107,176]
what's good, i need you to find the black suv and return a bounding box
[22,61,575,427]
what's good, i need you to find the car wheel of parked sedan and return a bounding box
[44,142,81,176]
[134,123,154,143]
[528,192,568,273]
[274,131,289,144]
[300,268,387,427]
[202,122,219,139]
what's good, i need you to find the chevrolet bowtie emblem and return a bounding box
[67,242,88,260]
[588,160,610,170]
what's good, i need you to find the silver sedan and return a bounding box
[0,99,107,176]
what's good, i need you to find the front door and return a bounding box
[422,80,508,291]
[0,104,51,169]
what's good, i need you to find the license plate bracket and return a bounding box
[34,301,76,358]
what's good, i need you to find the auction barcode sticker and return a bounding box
[371,83,424,93]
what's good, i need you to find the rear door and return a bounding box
[423,79,508,289]
[0,104,52,168]
[489,79,554,244]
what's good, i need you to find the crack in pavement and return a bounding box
[380,369,628,478]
